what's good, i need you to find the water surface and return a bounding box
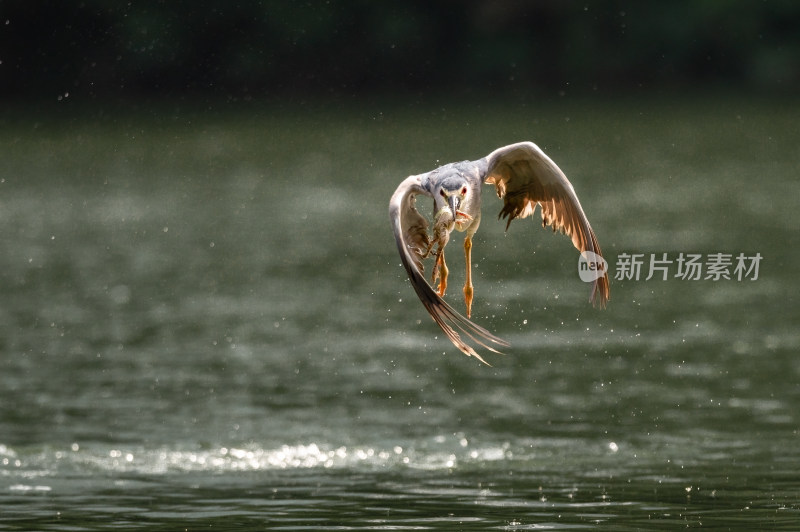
[1,98,798,529]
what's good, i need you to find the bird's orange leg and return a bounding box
[463,236,474,318]
[432,249,448,297]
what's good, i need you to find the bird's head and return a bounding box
[434,175,471,224]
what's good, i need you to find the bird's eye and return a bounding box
[440,190,446,197]
[461,186,467,195]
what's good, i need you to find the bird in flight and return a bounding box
[389,142,609,364]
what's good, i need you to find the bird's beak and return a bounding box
[447,194,461,220]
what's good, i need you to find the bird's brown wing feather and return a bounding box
[389,174,509,363]
[483,142,610,307]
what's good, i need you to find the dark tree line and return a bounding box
[2,0,798,103]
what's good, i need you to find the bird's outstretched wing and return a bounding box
[482,142,610,307]
[389,174,509,364]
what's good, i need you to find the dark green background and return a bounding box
[3,0,798,104]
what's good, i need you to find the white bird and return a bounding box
[389,142,609,363]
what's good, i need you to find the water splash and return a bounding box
[0,435,519,482]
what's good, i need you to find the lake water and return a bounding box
[1,97,798,530]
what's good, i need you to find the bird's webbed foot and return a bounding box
[431,248,449,296]
[425,218,452,296]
